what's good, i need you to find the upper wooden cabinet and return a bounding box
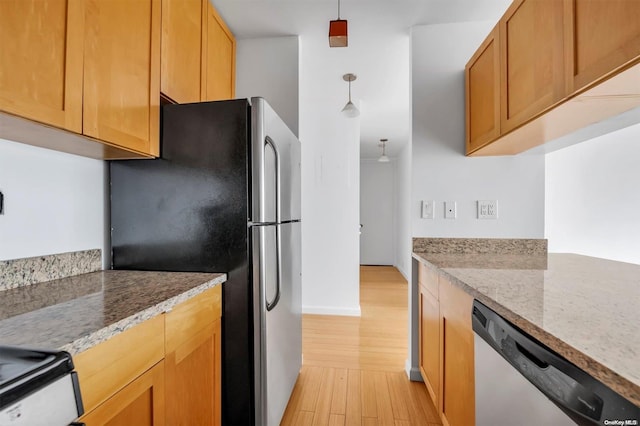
[203,0,236,101]
[465,25,500,153]
[161,0,204,104]
[161,0,236,104]
[466,0,640,156]
[0,0,235,159]
[0,0,83,133]
[566,0,640,93]
[83,0,161,157]
[500,0,566,133]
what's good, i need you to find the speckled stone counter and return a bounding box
[0,249,102,290]
[0,270,226,355]
[412,252,640,406]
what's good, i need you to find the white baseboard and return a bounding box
[405,359,423,382]
[396,263,409,282]
[302,305,362,317]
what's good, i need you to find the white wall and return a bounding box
[0,138,107,264]
[235,36,299,136]
[395,141,412,280]
[406,22,546,378]
[545,123,640,265]
[299,36,361,316]
[235,33,361,315]
[411,23,545,239]
[360,159,395,266]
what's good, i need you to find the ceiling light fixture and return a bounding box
[341,73,360,118]
[329,0,348,47]
[378,139,390,162]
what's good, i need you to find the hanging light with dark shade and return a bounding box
[329,0,348,47]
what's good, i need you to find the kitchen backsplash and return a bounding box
[0,249,101,291]
[413,238,547,255]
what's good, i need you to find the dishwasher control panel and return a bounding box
[472,301,639,426]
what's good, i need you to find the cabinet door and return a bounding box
[465,25,500,154]
[566,0,640,93]
[161,0,204,103]
[83,0,160,156]
[165,286,222,426]
[166,319,221,426]
[81,361,165,426]
[419,285,440,408]
[439,278,474,426]
[202,0,236,101]
[0,0,83,132]
[500,0,566,133]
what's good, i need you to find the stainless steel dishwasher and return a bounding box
[472,300,639,426]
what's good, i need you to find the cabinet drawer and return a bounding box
[74,314,165,413]
[418,262,439,299]
[165,285,222,354]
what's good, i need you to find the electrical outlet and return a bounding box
[421,200,434,219]
[478,200,498,219]
[445,201,456,219]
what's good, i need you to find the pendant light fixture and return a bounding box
[341,73,360,118]
[378,139,390,162]
[329,0,348,47]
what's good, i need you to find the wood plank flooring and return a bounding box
[281,266,441,426]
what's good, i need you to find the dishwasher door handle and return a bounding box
[514,340,549,369]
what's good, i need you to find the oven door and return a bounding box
[0,347,84,426]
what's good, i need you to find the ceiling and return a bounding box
[212,0,510,159]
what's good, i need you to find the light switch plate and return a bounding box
[478,200,498,219]
[421,200,434,219]
[445,201,456,219]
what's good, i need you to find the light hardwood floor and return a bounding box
[281,266,442,426]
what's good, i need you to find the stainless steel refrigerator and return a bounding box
[110,98,302,426]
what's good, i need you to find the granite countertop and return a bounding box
[0,270,226,355]
[412,252,640,407]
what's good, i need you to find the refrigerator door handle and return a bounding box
[264,136,282,311]
[264,136,281,223]
[267,226,282,311]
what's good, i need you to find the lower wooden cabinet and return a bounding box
[165,286,222,426]
[165,319,221,425]
[75,285,222,426]
[418,263,475,426]
[419,284,440,406]
[81,361,165,426]
[439,276,475,426]
[74,315,165,415]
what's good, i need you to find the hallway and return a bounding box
[281,266,441,425]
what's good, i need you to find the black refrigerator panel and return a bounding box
[110,99,255,426]
[111,99,251,272]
